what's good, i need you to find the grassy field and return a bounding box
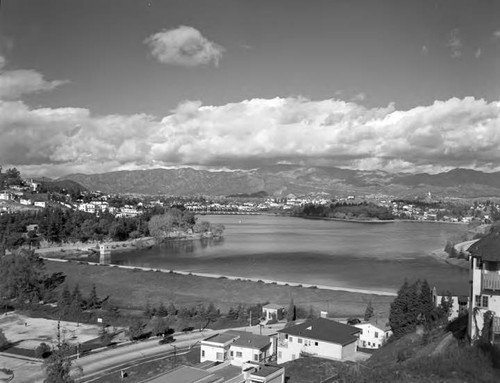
[44,260,393,318]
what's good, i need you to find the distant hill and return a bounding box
[58,166,500,198]
[39,179,88,196]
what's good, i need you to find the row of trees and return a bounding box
[148,208,225,242]
[389,279,452,339]
[295,202,395,221]
[0,166,22,189]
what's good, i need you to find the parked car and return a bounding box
[159,336,176,345]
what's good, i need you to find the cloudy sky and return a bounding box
[0,0,499,178]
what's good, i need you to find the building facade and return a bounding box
[276,318,360,363]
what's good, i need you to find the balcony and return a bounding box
[482,273,500,291]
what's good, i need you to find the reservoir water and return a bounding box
[112,215,470,295]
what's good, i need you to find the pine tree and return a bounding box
[364,300,374,321]
[287,299,296,322]
[58,284,71,316]
[87,284,99,310]
[43,342,75,383]
[69,285,83,319]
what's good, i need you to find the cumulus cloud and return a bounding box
[2,95,500,178]
[144,26,224,67]
[447,28,463,58]
[0,56,67,99]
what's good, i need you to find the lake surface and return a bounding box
[112,215,470,295]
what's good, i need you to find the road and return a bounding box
[73,330,217,382]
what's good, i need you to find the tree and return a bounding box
[0,328,9,350]
[389,279,435,339]
[287,299,296,322]
[69,285,83,319]
[86,284,99,310]
[364,300,374,321]
[43,342,75,383]
[58,284,71,316]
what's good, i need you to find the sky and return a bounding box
[0,0,499,178]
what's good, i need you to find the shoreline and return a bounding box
[41,257,397,297]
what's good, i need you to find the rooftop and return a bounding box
[229,330,271,350]
[278,318,360,346]
[145,365,220,383]
[203,332,240,345]
[468,230,500,262]
[250,365,283,378]
[263,303,284,310]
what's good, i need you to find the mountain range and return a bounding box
[57,166,500,199]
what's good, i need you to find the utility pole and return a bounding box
[249,311,252,327]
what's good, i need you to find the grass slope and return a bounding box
[44,260,393,316]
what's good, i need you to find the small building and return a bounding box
[201,330,273,367]
[432,288,469,321]
[262,304,284,322]
[34,201,47,208]
[276,318,360,363]
[20,198,32,205]
[354,320,392,349]
[0,191,12,201]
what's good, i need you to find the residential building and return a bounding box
[34,201,47,208]
[354,320,392,349]
[432,288,469,321]
[262,304,284,322]
[20,198,32,205]
[276,317,360,363]
[201,331,273,367]
[467,232,500,343]
[0,191,12,200]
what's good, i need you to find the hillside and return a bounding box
[338,322,500,382]
[58,166,500,198]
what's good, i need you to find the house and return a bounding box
[276,317,360,363]
[467,231,500,343]
[0,191,12,200]
[432,287,469,321]
[34,201,47,208]
[354,320,392,349]
[201,330,273,367]
[262,304,284,322]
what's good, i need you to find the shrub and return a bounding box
[35,342,52,359]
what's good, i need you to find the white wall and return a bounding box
[230,345,261,366]
[277,334,347,363]
[355,323,391,349]
[200,343,227,363]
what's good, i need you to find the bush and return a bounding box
[35,342,52,359]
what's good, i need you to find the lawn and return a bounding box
[44,260,393,318]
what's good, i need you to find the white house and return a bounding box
[20,198,32,205]
[0,191,12,200]
[34,201,47,208]
[262,304,284,322]
[201,330,273,367]
[354,320,392,349]
[467,234,500,343]
[276,318,360,363]
[432,288,469,321]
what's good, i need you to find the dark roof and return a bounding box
[278,318,360,346]
[202,332,238,345]
[251,365,283,378]
[229,330,271,350]
[147,365,218,383]
[468,230,500,262]
[263,303,284,310]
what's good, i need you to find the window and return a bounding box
[375,332,379,338]
[236,351,243,357]
[216,352,223,361]
[315,341,318,346]
[298,338,302,344]
[289,336,293,342]
[476,295,489,308]
[482,296,489,308]
[202,350,205,357]
[230,351,234,357]
[254,354,259,361]
[360,329,363,334]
